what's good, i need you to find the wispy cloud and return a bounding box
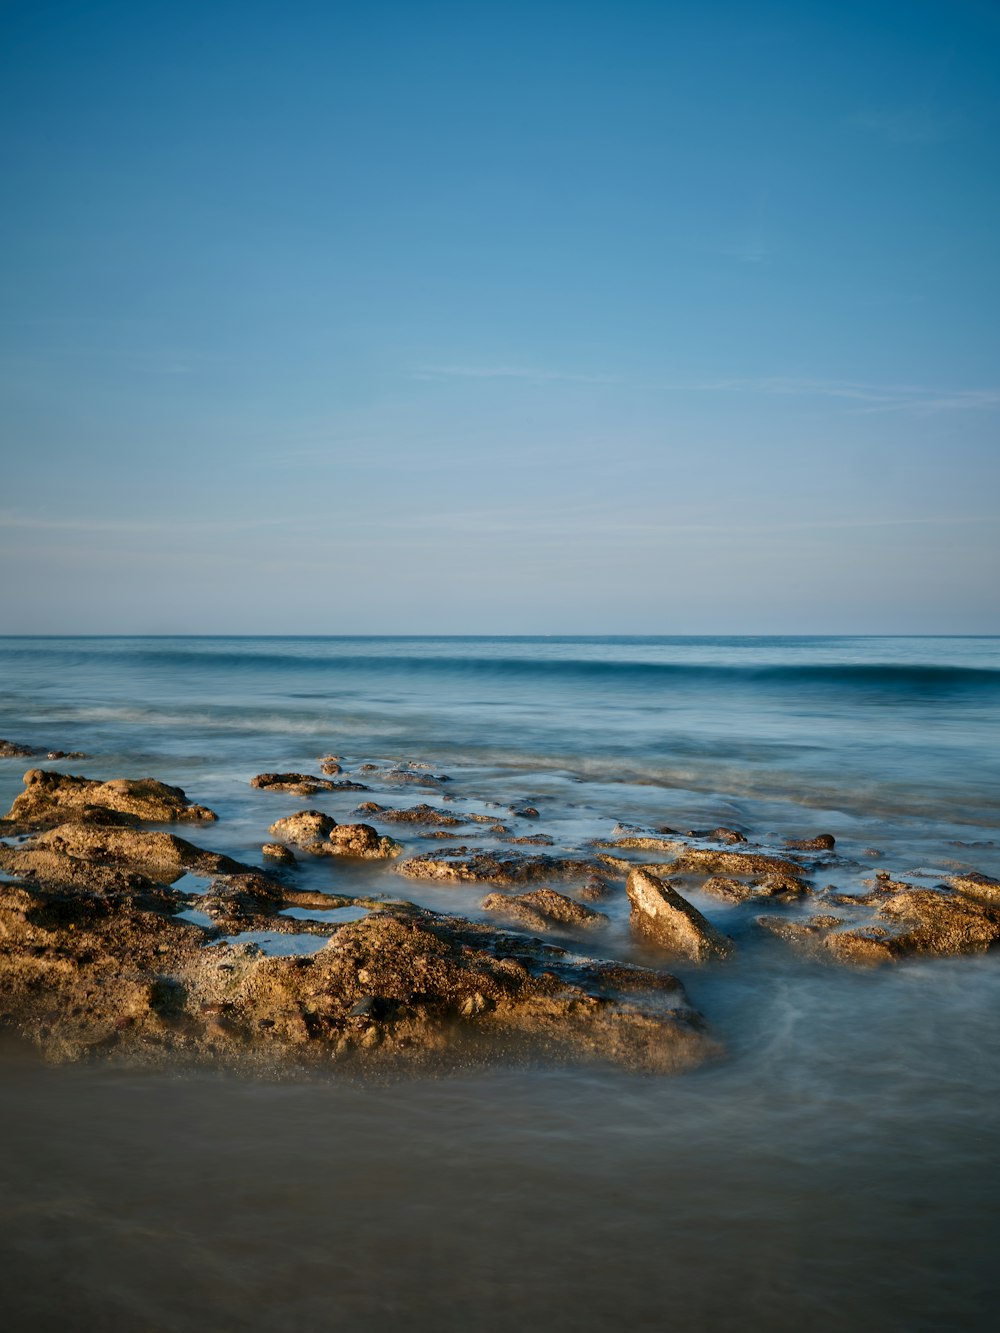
[0,511,289,536]
[697,377,1000,414]
[847,108,963,144]
[412,365,620,385]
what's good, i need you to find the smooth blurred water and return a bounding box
[1,636,998,1330]
[2,635,999,825]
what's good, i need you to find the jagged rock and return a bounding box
[626,867,733,963]
[699,874,807,903]
[262,843,296,864]
[355,802,464,827]
[268,811,337,846]
[505,834,554,846]
[327,824,402,860]
[950,871,1000,904]
[0,739,38,758]
[251,772,367,795]
[600,833,683,853]
[4,769,216,828]
[45,750,88,760]
[0,882,714,1074]
[318,756,342,775]
[397,849,599,886]
[668,848,808,880]
[697,827,748,844]
[756,913,846,943]
[481,888,607,932]
[0,822,250,884]
[785,833,836,851]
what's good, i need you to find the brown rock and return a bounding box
[262,843,296,864]
[397,849,599,887]
[481,889,607,932]
[626,867,733,963]
[785,834,836,851]
[268,811,337,847]
[950,871,1000,904]
[670,848,808,880]
[355,802,464,827]
[251,772,368,795]
[0,739,38,758]
[326,824,402,860]
[5,769,217,827]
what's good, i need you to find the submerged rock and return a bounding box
[481,889,608,933]
[251,772,368,795]
[785,833,836,851]
[0,739,38,758]
[626,867,734,963]
[397,849,600,887]
[669,848,809,880]
[355,801,464,827]
[262,843,296,864]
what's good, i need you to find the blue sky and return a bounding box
[1,0,998,633]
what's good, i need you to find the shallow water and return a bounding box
[1,636,998,1329]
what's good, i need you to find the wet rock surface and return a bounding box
[251,772,368,794]
[626,868,734,963]
[481,888,608,932]
[2,756,998,1078]
[356,801,465,827]
[2,769,217,831]
[397,848,601,886]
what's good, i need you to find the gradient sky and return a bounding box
[1,0,998,633]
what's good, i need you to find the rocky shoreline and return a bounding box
[1,749,999,1076]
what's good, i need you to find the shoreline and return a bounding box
[2,743,999,1079]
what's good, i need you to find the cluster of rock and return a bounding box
[0,769,711,1074]
[2,753,999,1078]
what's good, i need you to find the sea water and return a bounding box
[0,636,998,1330]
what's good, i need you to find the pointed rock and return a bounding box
[626,867,733,963]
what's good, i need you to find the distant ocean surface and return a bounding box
[1,634,998,828]
[1,634,999,1332]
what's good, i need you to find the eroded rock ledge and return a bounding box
[0,770,712,1074]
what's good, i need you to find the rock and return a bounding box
[251,772,368,795]
[4,769,217,827]
[355,802,464,827]
[357,764,450,785]
[262,843,296,864]
[326,824,402,860]
[318,756,342,775]
[698,827,748,845]
[505,834,554,846]
[600,833,684,853]
[268,811,337,847]
[785,834,836,851]
[46,750,88,761]
[510,806,540,819]
[4,822,250,883]
[0,878,715,1073]
[481,889,608,932]
[701,873,809,902]
[397,849,600,887]
[669,848,808,880]
[0,739,38,758]
[950,871,1000,904]
[756,914,846,943]
[626,867,733,963]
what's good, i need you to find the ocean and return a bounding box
[1,635,998,1330]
